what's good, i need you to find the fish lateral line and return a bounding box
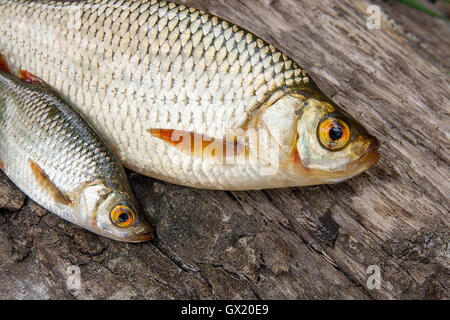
[28,159,72,206]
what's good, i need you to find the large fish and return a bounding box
[0,0,379,190]
[0,56,152,242]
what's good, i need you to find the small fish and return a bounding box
[0,55,152,242]
[0,0,380,189]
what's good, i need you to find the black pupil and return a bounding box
[118,212,129,223]
[329,123,343,141]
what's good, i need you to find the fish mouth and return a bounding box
[350,135,380,174]
[127,231,153,243]
[327,135,380,180]
[364,137,380,162]
[89,227,153,243]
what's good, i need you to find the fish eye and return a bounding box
[110,204,135,228]
[317,116,350,151]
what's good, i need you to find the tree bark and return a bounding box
[0,0,448,299]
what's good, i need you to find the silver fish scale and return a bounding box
[0,0,310,189]
[0,73,123,198]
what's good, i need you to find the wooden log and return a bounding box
[0,0,448,299]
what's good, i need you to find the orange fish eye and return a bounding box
[317,117,351,151]
[110,204,135,228]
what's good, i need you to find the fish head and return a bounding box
[255,85,380,186]
[293,97,380,183]
[76,181,153,242]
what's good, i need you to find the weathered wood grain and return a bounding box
[0,0,448,299]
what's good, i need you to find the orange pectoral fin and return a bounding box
[148,129,248,160]
[0,54,11,74]
[0,159,4,171]
[19,69,46,85]
[148,129,183,147]
[28,159,72,206]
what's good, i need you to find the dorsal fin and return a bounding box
[28,159,72,206]
[19,69,46,85]
[0,54,11,74]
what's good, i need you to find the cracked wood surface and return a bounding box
[0,0,449,299]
